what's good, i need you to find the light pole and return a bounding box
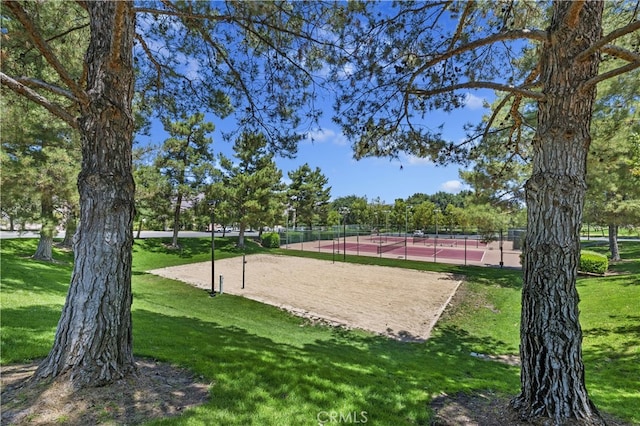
[207,200,217,296]
[285,207,295,248]
[339,207,350,261]
[434,207,440,263]
[405,205,411,260]
[383,210,390,242]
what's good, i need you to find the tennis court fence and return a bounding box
[278,226,525,268]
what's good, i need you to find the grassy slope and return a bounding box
[1,238,638,424]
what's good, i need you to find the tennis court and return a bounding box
[319,240,486,262]
[148,254,462,342]
[288,235,504,265]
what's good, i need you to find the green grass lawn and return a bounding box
[1,238,638,424]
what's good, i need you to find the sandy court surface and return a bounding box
[147,254,462,341]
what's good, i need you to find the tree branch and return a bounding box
[409,29,547,85]
[447,1,475,51]
[408,81,545,101]
[133,6,229,22]
[483,94,514,140]
[1,72,78,128]
[601,45,640,64]
[583,61,640,90]
[4,2,87,105]
[14,77,76,101]
[403,28,546,110]
[45,23,89,45]
[576,19,640,62]
[135,34,164,90]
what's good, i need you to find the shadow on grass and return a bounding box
[0,242,72,296]
[584,315,640,342]
[132,237,270,273]
[132,308,520,425]
[0,305,62,362]
[2,298,636,424]
[133,238,214,258]
[582,329,640,423]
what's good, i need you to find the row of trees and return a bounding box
[2,1,639,424]
[131,112,333,249]
[132,112,524,246]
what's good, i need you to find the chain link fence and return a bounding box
[278,226,524,268]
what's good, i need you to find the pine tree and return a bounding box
[215,132,284,248]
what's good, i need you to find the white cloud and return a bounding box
[440,180,466,193]
[402,154,433,166]
[306,128,348,146]
[464,92,486,110]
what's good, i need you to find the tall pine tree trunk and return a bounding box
[34,1,136,388]
[608,224,620,261]
[512,1,605,424]
[33,192,55,261]
[60,212,77,249]
[171,193,182,248]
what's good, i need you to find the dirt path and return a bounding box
[148,254,462,341]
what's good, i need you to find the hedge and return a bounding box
[580,250,608,275]
[261,232,281,248]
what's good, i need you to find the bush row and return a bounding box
[260,232,281,248]
[579,250,608,275]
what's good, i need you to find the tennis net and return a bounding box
[377,239,406,254]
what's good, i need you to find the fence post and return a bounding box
[499,229,504,268]
[465,237,467,266]
[434,235,438,263]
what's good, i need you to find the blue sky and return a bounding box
[133,5,498,204]
[138,89,492,204]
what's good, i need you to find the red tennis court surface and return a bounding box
[285,235,522,268]
[318,241,485,262]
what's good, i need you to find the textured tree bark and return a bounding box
[608,224,620,261]
[33,232,54,261]
[511,2,605,424]
[60,213,77,249]
[33,193,55,261]
[34,1,137,388]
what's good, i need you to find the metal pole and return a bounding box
[207,202,216,297]
[500,229,504,268]
[242,253,246,289]
[219,275,224,294]
[464,237,467,266]
[211,210,216,296]
[434,234,437,263]
[405,207,408,260]
[343,217,346,261]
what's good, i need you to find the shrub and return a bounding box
[580,250,608,274]
[261,232,281,248]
